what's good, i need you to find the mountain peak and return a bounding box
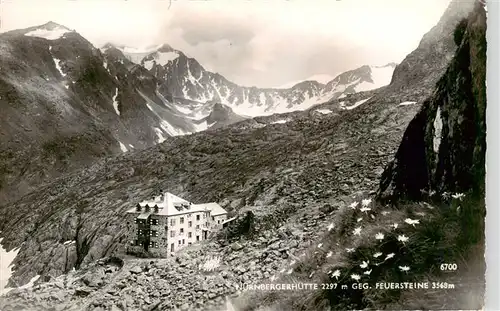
[35,21,72,32]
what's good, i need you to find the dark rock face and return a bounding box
[389,0,476,92]
[205,103,247,129]
[378,0,486,201]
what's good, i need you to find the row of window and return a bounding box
[170,225,207,237]
[130,240,159,248]
[134,218,159,225]
[170,213,210,226]
[138,230,158,237]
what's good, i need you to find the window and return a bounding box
[170,218,176,226]
[205,222,208,227]
[196,225,200,230]
[196,215,200,221]
[178,240,181,245]
[218,220,221,224]
[134,218,138,224]
[188,221,192,228]
[203,213,207,219]
[149,241,158,248]
[150,219,159,225]
[138,230,143,235]
[180,228,184,235]
[170,231,175,237]
[196,236,200,241]
[180,217,184,224]
[188,242,192,246]
[187,213,192,218]
[212,216,215,221]
[171,243,174,252]
[188,232,192,238]
[182,239,185,245]
[150,231,158,237]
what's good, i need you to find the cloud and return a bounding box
[1,0,452,87]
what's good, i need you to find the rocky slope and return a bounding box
[108,42,397,117]
[0,0,471,301]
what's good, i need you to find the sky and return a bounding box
[1,0,452,87]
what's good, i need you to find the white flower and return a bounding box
[331,270,341,279]
[350,202,359,209]
[326,251,333,258]
[362,198,372,207]
[360,261,369,269]
[370,214,375,219]
[280,268,286,273]
[404,218,420,227]
[357,217,363,222]
[452,193,465,200]
[382,211,390,215]
[289,260,296,266]
[373,252,383,258]
[375,233,384,240]
[351,274,361,281]
[392,223,399,229]
[429,190,436,196]
[270,275,276,282]
[415,212,426,217]
[364,269,372,275]
[399,266,410,272]
[353,226,362,236]
[346,248,355,253]
[286,269,293,275]
[385,253,395,261]
[423,202,435,209]
[442,192,450,199]
[360,207,371,213]
[327,223,335,231]
[317,243,323,249]
[397,234,409,243]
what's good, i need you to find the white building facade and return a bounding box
[125,191,228,256]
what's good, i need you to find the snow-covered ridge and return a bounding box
[25,24,72,40]
[143,51,179,70]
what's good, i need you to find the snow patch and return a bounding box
[25,26,70,40]
[154,127,166,143]
[398,101,417,106]
[433,107,443,153]
[0,235,20,293]
[355,65,395,92]
[176,105,193,115]
[129,144,135,148]
[52,57,66,77]
[344,97,372,110]
[112,88,120,115]
[271,119,288,124]
[316,109,333,114]
[119,141,128,152]
[63,240,75,245]
[144,51,179,70]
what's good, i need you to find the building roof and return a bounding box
[221,217,237,225]
[125,192,227,217]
